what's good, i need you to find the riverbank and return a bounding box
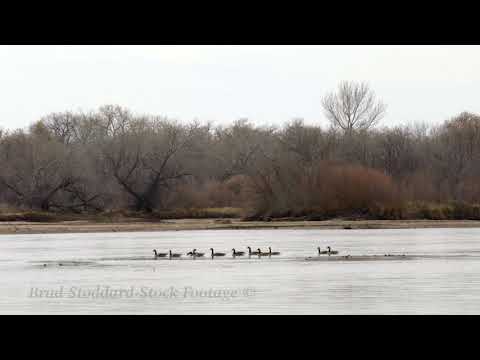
[2,218,480,235]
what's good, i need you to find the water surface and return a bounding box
[1,228,480,314]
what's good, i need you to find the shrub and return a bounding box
[248,161,401,220]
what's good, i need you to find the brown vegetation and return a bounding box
[1,83,480,222]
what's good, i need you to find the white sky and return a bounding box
[1,45,479,130]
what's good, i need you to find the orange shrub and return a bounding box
[249,161,401,219]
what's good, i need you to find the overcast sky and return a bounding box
[1,45,479,130]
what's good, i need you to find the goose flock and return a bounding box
[152,246,340,259]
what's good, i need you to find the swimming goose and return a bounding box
[169,250,182,258]
[192,249,205,257]
[268,247,280,255]
[232,248,245,257]
[247,246,260,256]
[317,247,328,255]
[210,248,226,258]
[153,249,168,258]
[257,248,270,256]
[327,246,339,255]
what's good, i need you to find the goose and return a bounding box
[247,246,260,256]
[210,248,226,258]
[169,250,181,259]
[257,248,270,257]
[327,246,338,255]
[317,247,328,255]
[153,249,168,258]
[268,247,280,256]
[232,248,245,257]
[192,249,205,257]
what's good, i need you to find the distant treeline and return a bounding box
[1,82,480,220]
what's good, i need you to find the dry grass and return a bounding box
[152,207,244,219]
[0,211,69,222]
[0,207,245,223]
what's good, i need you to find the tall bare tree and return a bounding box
[321,81,387,132]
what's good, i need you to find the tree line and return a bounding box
[1,82,480,220]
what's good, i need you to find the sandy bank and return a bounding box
[2,218,480,235]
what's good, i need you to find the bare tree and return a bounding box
[378,127,418,178]
[279,119,337,163]
[212,119,266,181]
[0,129,78,211]
[102,118,201,212]
[40,112,79,145]
[321,81,386,132]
